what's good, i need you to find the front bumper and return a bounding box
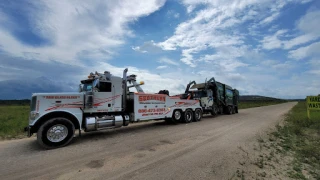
[24,126,33,137]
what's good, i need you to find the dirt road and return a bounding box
[0,102,296,180]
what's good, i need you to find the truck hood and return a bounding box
[32,92,84,97]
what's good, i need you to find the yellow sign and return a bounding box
[307,96,320,110]
[306,96,320,119]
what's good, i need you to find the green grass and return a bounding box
[0,105,30,139]
[238,100,287,109]
[273,101,320,179]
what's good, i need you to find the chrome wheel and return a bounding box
[174,111,181,120]
[47,124,68,142]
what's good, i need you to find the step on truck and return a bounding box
[182,77,239,116]
[24,68,202,149]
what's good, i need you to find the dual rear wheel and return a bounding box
[171,109,202,123]
[225,105,239,114]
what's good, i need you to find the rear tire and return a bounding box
[184,109,193,123]
[226,106,232,115]
[194,109,202,122]
[37,117,75,149]
[232,106,235,114]
[171,110,183,124]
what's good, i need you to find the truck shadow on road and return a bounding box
[71,115,224,146]
[25,115,227,151]
[72,120,173,144]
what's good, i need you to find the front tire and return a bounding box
[37,117,75,149]
[210,105,218,116]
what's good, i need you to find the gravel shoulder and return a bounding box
[0,102,297,180]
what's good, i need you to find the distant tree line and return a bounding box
[0,99,30,105]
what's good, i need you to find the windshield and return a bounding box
[193,91,206,98]
[82,83,93,91]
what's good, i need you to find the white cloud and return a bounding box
[0,0,166,64]
[132,46,147,53]
[174,13,180,18]
[283,34,316,49]
[309,70,320,75]
[261,9,320,50]
[288,41,320,60]
[156,65,168,69]
[158,57,179,66]
[91,62,201,95]
[167,10,180,19]
[261,29,287,50]
[260,12,280,25]
[157,0,309,68]
[261,59,277,66]
[296,9,320,36]
[0,0,318,99]
[131,40,162,53]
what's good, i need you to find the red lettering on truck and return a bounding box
[139,95,166,102]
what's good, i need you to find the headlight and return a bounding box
[30,111,39,120]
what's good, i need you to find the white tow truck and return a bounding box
[25,68,203,149]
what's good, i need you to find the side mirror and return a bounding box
[78,84,83,92]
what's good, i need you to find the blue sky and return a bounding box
[0,0,319,99]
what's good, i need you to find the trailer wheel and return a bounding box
[184,109,193,123]
[37,117,75,149]
[194,109,202,122]
[172,110,183,124]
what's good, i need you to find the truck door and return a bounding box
[206,89,213,107]
[92,81,115,112]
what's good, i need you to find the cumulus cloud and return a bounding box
[261,8,320,50]
[261,29,287,50]
[288,42,320,60]
[0,0,166,64]
[158,57,179,66]
[156,0,310,69]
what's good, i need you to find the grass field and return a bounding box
[272,101,320,179]
[230,101,320,179]
[0,100,289,140]
[0,106,30,140]
[238,100,288,109]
